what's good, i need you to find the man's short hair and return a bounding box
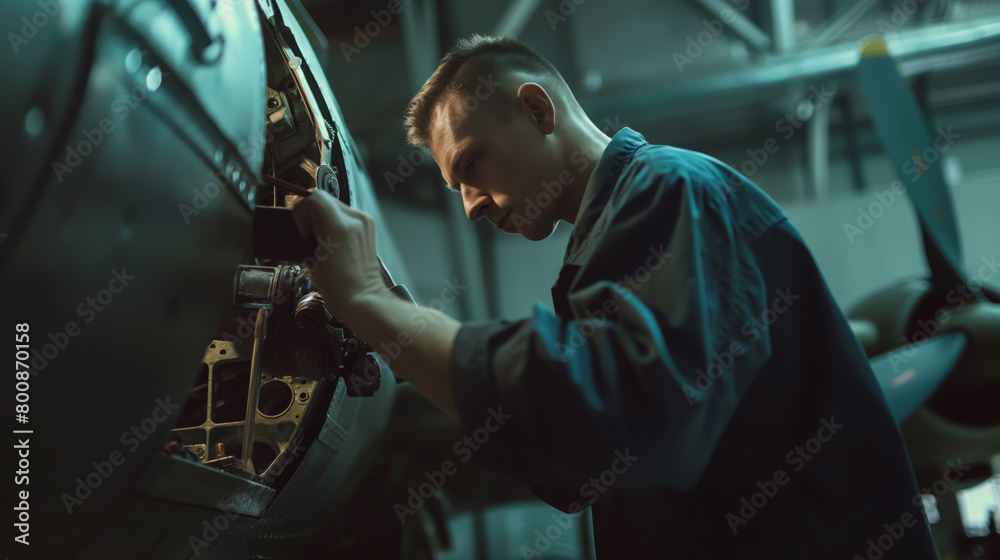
[403,34,570,147]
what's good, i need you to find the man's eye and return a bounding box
[466,155,478,173]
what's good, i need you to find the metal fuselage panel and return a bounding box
[1,0,400,558]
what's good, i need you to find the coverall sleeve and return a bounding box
[450,154,777,492]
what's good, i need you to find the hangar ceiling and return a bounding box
[293,0,1000,207]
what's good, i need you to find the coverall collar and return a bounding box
[565,127,647,265]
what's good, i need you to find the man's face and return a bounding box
[427,88,563,241]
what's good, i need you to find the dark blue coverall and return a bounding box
[450,128,938,558]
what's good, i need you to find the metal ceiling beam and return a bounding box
[493,0,542,38]
[401,0,491,321]
[401,0,441,91]
[771,0,796,53]
[692,0,772,52]
[807,87,835,200]
[806,0,881,48]
[584,18,1000,125]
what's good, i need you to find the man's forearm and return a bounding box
[339,290,461,418]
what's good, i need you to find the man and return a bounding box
[291,35,937,558]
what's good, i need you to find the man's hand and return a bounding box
[289,189,386,320]
[290,188,461,417]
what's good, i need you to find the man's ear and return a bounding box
[516,83,555,135]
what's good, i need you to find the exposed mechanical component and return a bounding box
[316,163,339,197]
[171,10,393,482]
[294,291,381,395]
[259,14,336,207]
[171,337,320,479]
[172,264,383,480]
[241,306,270,474]
[1,0,406,555]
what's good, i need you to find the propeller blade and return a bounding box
[868,331,967,422]
[857,39,980,300]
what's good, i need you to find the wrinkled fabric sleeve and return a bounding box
[451,153,777,492]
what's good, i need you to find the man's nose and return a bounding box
[462,186,491,221]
